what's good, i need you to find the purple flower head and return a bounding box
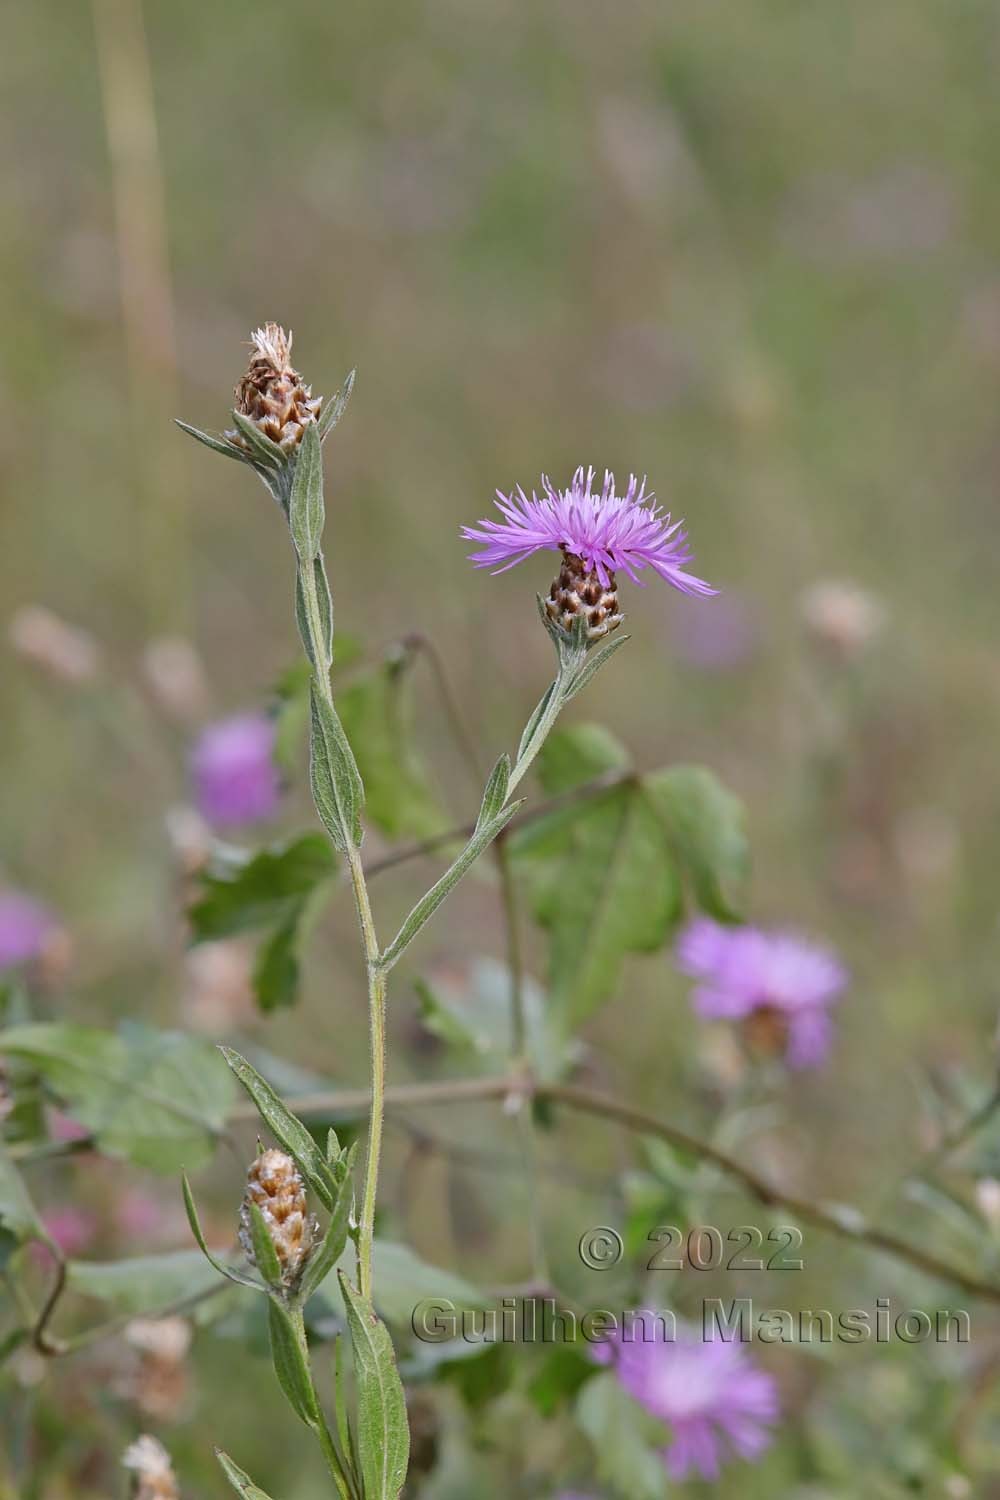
[676,918,847,1069]
[0,890,56,973]
[596,1320,778,1482]
[462,466,715,595]
[191,713,282,829]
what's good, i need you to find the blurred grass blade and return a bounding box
[216,1450,277,1500]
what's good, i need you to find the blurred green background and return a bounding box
[6,0,1000,1494]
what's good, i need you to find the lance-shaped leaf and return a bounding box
[216,1451,277,1500]
[228,410,286,471]
[288,422,325,562]
[268,1298,322,1426]
[296,555,334,671]
[319,368,356,442]
[310,685,364,853]
[381,802,522,969]
[475,754,511,831]
[175,420,249,465]
[219,1047,336,1210]
[182,1172,263,1293]
[339,1272,409,1500]
[247,1199,284,1293]
[299,1142,357,1303]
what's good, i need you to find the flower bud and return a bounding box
[122,1435,180,1500]
[545,549,624,642]
[228,323,322,455]
[238,1147,317,1290]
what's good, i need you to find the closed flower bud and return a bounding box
[545,549,624,642]
[228,323,322,455]
[238,1147,317,1290]
[122,1435,180,1500]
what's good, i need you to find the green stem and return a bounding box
[297,550,386,1307]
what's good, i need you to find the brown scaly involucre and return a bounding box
[122,1435,180,1500]
[228,323,322,454]
[238,1146,317,1290]
[545,548,624,641]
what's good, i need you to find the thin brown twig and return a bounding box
[240,1074,1000,1307]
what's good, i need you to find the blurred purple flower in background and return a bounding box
[594,1320,778,1481]
[191,714,281,829]
[670,590,759,672]
[463,466,715,595]
[0,889,56,973]
[676,918,847,1068]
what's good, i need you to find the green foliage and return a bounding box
[0,1023,233,1171]
[337,654,446,839]
[511,727,681,1030]
[310,683,365,853]
[339,1271,410,1500]
[66,1249,222,1317]
[416,958,571,1080]
[267,1299,323,1425]
[220,1047,340,1212]
[643,765,749,921]
[575,1371,668,1500]
[216,1450,278,1500]
[188,833,337,1011]
[0,1144,43,1242]
[367,1240,488,1328]
[288,421,325,563]
[511,725,748,1029]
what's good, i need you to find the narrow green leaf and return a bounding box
[339,1272,410,1500]
[288,421,325,561]
[475,753,511,831]
[517,680,557,764]
[268,1298,322,1426]
[299,1142,356,1302]
[296,554,334,671]
[248,1200,283,1290]
[333,1336,356,1480]
[216,1451,277,1500]
[381,801,523,969]
[643,765,749,921]
[229,410,286,470]
[174,420,249,464]
[319,369,356,442]
[310,684,364,853]
[564,632,631,701]
[219,1047,335,1211]
[182,1172,262,1292]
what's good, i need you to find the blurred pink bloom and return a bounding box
[38,1206,97,1259]
[116,1190,171,1240]
[594,1320,778,1481]
[191,713,281,828]
[47,1109,89,1144]
[0,890,57,973]
[676,918,847,1069]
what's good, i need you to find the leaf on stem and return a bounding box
[288,422,325,562]
[182,1172,263,1292]
[216,1451,278,1500]
[310,684,365,853]
[319,369,356,442]
[339,1271,410,1500]
[337,656,445,839]
[381,802,523,969]
[219,1047,337,1211]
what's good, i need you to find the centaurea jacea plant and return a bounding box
[178,327,713,1498]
